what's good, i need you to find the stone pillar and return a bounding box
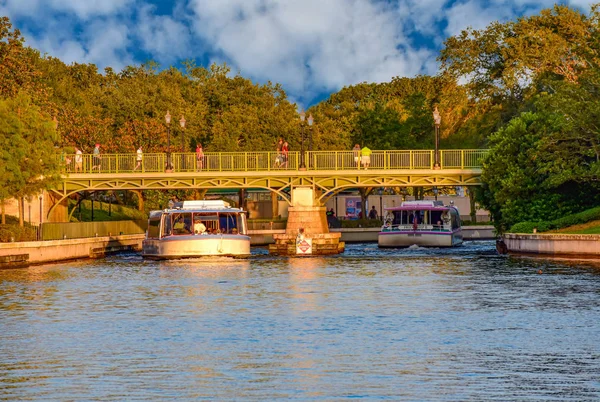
[269,187,344,256]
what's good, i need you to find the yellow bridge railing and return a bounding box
[62,150,488,173]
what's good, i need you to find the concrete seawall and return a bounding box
[250,226,495,246]
[0,235,144,268]
[502,233,600,256]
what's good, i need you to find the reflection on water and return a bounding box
[1,241,599,400]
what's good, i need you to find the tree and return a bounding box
[0,17,42,99]
[0,94,61,226]
[439,5,599,104]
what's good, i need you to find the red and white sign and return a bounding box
[296,238,313,254]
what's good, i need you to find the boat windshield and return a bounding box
[388,208,460,230]
[160,211,246,236]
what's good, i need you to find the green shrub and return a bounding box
[509,206,600,233]
[340,219,383,228]
[0,224,38,242]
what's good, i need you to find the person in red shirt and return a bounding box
[195,144,204,171]
[281,141,289,168]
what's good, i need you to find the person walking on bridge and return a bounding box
[74,147,83,172]
[353,144,361,169]
[274,138,283,168]
[134,146,143,171]
[196,144,204,171]
[281,140,289,168]
[361,145,372,169]
[91,143,101,172]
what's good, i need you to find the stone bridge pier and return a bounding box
[268,187,345,256]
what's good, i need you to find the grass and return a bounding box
[551,220,600,235]
[69,199,147,222]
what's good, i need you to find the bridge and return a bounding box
[50,149,488,219]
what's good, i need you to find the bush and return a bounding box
[509,206,600,233]
[340,219,383,228]
[0,224,38,242]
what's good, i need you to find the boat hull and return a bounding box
[142,235,251,259]
[378,230,463,248]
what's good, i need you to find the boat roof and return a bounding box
[385,200,455,211]
[148,200,244,217]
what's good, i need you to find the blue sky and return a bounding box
[0,0,595,107]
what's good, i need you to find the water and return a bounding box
[1,241,599,401]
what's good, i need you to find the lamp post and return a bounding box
[433,106,441,169]
[165,111,172,171]
[307,113,313,168]
[378,187,384,222]
[180,115,186,170]
[299,110,306,169]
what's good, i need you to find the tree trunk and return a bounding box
[131,190,144,211]
[359,188,373,219]
[469,187,477,223]
[1,199,5,224]
[18,197,24,227]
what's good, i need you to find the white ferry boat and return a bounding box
[378,200,463,248]
[142,200,250,259]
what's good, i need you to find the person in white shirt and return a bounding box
[75,148,83,172]
[134,147,143,170]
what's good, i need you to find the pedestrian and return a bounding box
[368,206,378,220]
[274,138,283,168]
[134,146,143,171]
[91,143,101,171]
[361,145,372,169]
[196,144,204,171]
[281,140,289,168]
[353,144,361,169]
[74,147,83,172]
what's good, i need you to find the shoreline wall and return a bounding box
[502,233,600,256]
[0,235,144,268]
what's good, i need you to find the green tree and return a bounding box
[0,94,61,225]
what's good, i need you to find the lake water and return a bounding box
[1,241,599,401]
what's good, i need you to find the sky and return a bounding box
[0,0,596,107]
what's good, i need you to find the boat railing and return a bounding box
[381,224,451,232]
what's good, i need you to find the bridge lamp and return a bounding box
[180,115,186,170]
[299,110,306,169]
[165,111,172,171]
[433,106,441,169]
[307,113,314,152]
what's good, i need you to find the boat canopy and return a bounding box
[173,200,232,210]
[385,200,451,211]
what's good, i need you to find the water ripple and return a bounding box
[1,241,599,400]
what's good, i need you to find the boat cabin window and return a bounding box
[147,217,161,238]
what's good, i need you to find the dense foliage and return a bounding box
[510,206,600,233]
[2,4,600,230]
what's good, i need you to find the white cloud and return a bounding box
[0,0,134,19]
[136,4,192,63]
[188,0,437,104]
[24,18,133,72]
